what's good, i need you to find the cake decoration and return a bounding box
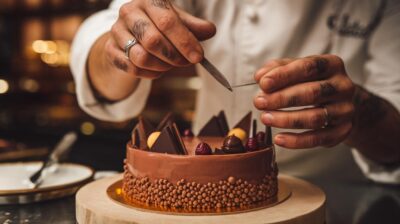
[198,111,229,137]
[233,111,252,135]
[227,128,247,142]
[147,131,161,149]
[265,126,272,147]
[156,112,174,131]
[183,129,194,137]
[151,124,187,155]
[195,142,212,155]
[220,135,246,154]
[256,131,266,149]
[124,110,278,212]
[246,119,259,151]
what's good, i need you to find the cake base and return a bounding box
[76,174,325,224]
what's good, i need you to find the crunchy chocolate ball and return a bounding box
[221,135,245,154]
[245,137,258,152]
[183,129,194,137]
[195,142,212,155]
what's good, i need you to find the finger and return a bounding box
[105,38,162,79]
[254,75,353,110]
[117,9,189,67]
[174,6,216,41]
[143,0,204,63]
[259,55,344,93]
[254,58,294,82]
[274,122,352,149]
[260,101,355,129]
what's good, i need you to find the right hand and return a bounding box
[107,0,216,79]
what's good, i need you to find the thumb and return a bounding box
[175,7,216,41]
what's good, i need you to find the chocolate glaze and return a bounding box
[126,137,275,184]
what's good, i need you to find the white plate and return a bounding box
[0,162,94,204]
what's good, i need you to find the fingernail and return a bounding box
[274,135,285,146]
[262,112,274,125]
[255,96,267,108]
[189,51,202,63]
[261,77,275,92]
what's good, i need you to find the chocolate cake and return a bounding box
[122,111,278,212]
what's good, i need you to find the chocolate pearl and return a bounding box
[216,203,222,208]
[234,198,240,203]
[222,185,227,190]
[228,176,236,184]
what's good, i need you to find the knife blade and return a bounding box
[200,58,233,91]
[28,132,77,188]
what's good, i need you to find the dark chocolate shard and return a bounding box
[251,119,257,138]
[217,111,229,135]
[131,128,140,148]
[151,124,187,155]
[156,112,174,131]
[233,111,252,136]
[135,116,155,149]
[256,131,267,149]
[265,126,272,147]
[198,111,229,137]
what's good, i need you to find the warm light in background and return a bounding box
[0,79,10,94]
[81,122,95,135]
[32,40,70,66]
[19,78,40,93]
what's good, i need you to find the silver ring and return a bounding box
[322,106,330,128]
[124,38,137,59]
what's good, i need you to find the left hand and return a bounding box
[253,54,355,149]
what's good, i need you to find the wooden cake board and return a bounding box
[76,174,326,224]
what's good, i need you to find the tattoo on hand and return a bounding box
[113,58,128,72]
[132,19,149,41]
[315,58,329,73]
[353,86,387,128]
[320,82,337,97]
[151,0,170,9]
[161,46,175,60]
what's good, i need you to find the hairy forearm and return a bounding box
[88,32,140,101]
[345,85,400,165]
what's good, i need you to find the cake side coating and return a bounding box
[122,137,278,210]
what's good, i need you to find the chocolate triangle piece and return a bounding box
[156,112,174,131]
[251,119,257,138]
[233,111,252,135]
[171,123,187,155]
[265,126,272,147]
[136,116,155,149]
[198,116,225,137]
[217,111,229,135]
[151,124,186,155]
[131,128,140,148]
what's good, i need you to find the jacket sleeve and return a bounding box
[353,0,400,184]
[70,0,151,122]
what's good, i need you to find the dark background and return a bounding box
[0,0,197,170]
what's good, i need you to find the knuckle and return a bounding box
[133,49,150,67]
[119,4,130,18]
[310,113,324,127]
[158,14,176,32]
[310,85,321,102]
[302,59,317,75]
[143,33,163,50]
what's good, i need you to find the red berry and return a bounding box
[195,142,212,155]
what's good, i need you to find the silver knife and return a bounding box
[28,132,78,188]
[200,58,233,91]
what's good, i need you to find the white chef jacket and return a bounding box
[70,0,400,184]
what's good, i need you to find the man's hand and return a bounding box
[107,0,216,78]
[253,55,355,149]
[88,0,216,101]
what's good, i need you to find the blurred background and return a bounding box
[0,0,198,171]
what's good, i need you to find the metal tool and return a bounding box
[200,58,233,91]
[231,82,257,88]
[28,132,78,188]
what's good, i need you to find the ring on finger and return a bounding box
[321,106,330,128]
[124,37,138,59]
